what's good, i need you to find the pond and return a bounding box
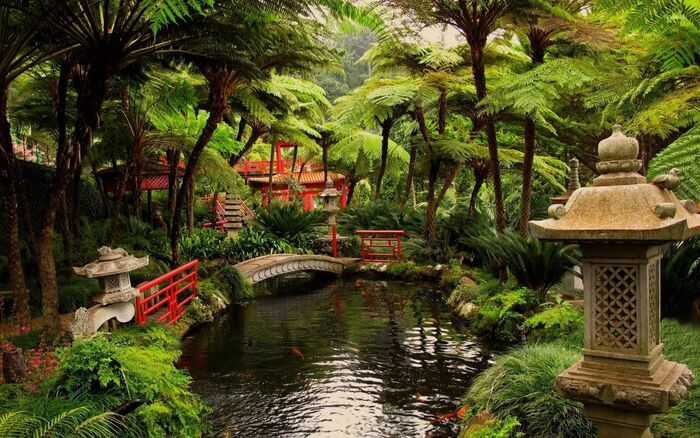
[178,274,491,437]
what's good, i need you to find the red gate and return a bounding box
[357,230,405,263]
[136,260,198,325]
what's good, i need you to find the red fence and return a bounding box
[136,260,198,325]
[357,230,405,263]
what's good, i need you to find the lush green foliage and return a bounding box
[230,228,298,259]
[179,228,231,262]
[55,327,209,437]
[460,416,523,438]
[465,230,579,301]
[0,406,131,438]
[466,343,595,438]
[524,299,584,344]
[216,266,254,302]
[254,204,326,249]
[661,236,700,319]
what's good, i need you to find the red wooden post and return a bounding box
[276,141,284,173]
[332,224,338,258]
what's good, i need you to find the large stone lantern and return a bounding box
[319,179,342,257]
[529,125,699,437]
[71,247,149,338]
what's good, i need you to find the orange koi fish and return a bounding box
[291,347,304,358]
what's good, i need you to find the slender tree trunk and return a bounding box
[346,178,357,206]
[322,145,328,182]
[266,138,275,207]
[167,148,179,233]
[91,160,109,214]
[291,143,298,174]
[229,127,262,168]
[0,86,29,326]
[133,158,143,220]
[37,71,109,336]
[375,119,393,199]
[235,117,246,141]
[170,77,229,267]
[519,117,536,236]
[15,165,36,257]
[470,44,505,232]
[110,166,130,243]
[425,159,441,243]
[469,165,488,215]
[438,90,447,136]
[186,178,195,233]
[435,162,461,208]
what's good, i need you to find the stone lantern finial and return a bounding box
[529,123,700,438]
[567,158,581,192]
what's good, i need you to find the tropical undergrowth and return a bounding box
[0,325,209,438]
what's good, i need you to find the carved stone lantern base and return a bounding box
[557,358,693,437]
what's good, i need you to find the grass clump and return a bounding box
[465,343,595,438]
[216,266,254,302]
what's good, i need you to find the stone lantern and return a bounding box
[319,179,342,257]
[71,247,149,338]
[529,124,699,437]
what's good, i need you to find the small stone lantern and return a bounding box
[319,179,342,257]
[529,124,699,437]
[71,247,149,338]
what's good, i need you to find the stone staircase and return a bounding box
[222,195,255,237]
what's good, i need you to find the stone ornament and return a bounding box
[530,124,698,438]
[71,246,149,338]
[651,168,680,191]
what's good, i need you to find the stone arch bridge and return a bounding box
[233,254,358,284]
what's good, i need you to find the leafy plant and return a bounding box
[253,204,326,248]
[0,407,132,438]
[179,228,231,262]
[661,236,700,319]
[525,299,584,343]
[230,228,297,259]
[472,287,534,343]
[465,229,579,302]
[460,415,523,438]
[466,343,595,438]
[216,266,254,302]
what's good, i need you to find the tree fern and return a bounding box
[648,124,700,200]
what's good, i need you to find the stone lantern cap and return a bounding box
[319,179,341,210]
[73,246,149,278]
[530,125,700,243]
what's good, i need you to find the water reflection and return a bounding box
[179,275,490,437]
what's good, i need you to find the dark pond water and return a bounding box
[178,274,490,438]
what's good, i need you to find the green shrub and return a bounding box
[465,230,579,302]
[337,201,424,236]
[472,287,534,343]
[460,416,523,438]
[441,264,477,289]
[254,204,326,248]
[57,277,100,313]
[653,319,700,437]
[466,343,595,438]
[216,266,253,302]
[179,228,231,262]
[230,228,297,259]
[197,277,231,308]
[385,262,431,281]
[186,298,214,324]
[0,406,132,437]
[525,299,584,344]
[55,326,209,437]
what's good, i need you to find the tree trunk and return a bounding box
[469,164,488,215]
[438,90,447,136]
[375,119,393,199]
[291,143,298,174]
[346,178,357,206]
[0,86,29,326]
[401,141,417,211]
[228,122,260,167]
[322,145,328,182]
[470,44,505,232]
[170,76,229,267]
[425,159,441,243]
[435,162,461,208]
[266,139,275,207]
[519,116,536,236]
[133,158,143,220]
[166,148,179,233]
[110,166,130,243]
[186,178,195,233]
[2,349,27,383]
[38,71,110,336]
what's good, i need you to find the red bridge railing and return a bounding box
[136,260,198,325]
[357,230,405,263]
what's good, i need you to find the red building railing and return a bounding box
[357,230,405,263]
[136,260,198,325]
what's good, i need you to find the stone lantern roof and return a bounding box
[73,246,149,278]
[530,125,700,242]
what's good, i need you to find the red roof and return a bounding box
[247,172,345,188]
